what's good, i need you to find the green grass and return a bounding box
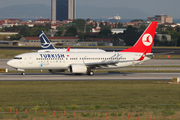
[0,81,180,108]
[0,80,180,119]
[0,49,33,59]
[153,55,180,59]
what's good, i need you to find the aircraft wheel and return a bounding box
[21,72,25,76]
[88,71,94,76]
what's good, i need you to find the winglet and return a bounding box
[39,31,56,49]
[66,46,71,52]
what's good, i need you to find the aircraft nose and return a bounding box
[7,60,15,67]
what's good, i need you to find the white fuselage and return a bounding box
[37,49,106,53]
[7,51,150,71]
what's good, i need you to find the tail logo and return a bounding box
[41,36,51,48]
[142,34,153,46]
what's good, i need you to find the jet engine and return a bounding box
[68,64,87,73]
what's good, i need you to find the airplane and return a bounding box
[38,31,106,53]
[7,22,158,76]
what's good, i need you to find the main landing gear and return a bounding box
[87,68,94,76]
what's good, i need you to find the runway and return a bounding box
[0,73,180,81]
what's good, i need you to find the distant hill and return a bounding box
[76,5,152,19]
[0,4,51,19]
[0,4,152,20]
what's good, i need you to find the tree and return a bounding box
[105,21,108,26]
[10,34,22,40]
[162,35,167,41]
[177,27,180,32]
[112,33,120,46]
[123,25,140,46]
[139,24,147,32]
[0,28,5,32]
[45,23,52,29]
[19,26,30,37]
[95,22,98,28]
[118,22,123,28]
[130,19,144,22]
[73,19,86,32]
[55,30,62,37]
[154,34,160,46]
[86,25,92,32]
[99,22,104,28]
[64,27,77,36]
[176,36,180,46]
[78,32,85,40]
[98,25,112,38]
[29,27,47,37]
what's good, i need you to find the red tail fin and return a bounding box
[121,22,158,53]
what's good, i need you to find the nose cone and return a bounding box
[7,60,15,68]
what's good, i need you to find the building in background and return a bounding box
[51,0,76,21]
[147,15,173,23]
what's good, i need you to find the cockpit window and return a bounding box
[14,57,22,60]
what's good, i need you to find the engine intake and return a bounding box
[68,64,87,73]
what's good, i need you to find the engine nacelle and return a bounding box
[49,69,66,73]
[68,64,87,73]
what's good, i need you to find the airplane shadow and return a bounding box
[3,72,133,76]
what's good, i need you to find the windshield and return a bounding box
[14,57,22,60]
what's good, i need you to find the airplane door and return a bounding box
[28,55,33,64]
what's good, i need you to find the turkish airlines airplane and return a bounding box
[38,31,106,53]
[7,22,157,76]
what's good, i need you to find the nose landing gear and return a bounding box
[87,71,94,76]
[21,72,26,75]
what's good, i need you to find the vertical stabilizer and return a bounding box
[121,22,158,53]
[39,31,55,49]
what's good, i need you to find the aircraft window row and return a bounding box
[69,58,126,60]
[14,57,22,60]
[70,58,78,60]
[36,58,63,60]
[36,58,126,61]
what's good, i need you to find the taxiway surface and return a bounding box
[0,73,180,81]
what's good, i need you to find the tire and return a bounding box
[89,71,94,76]
[21,72,25,75]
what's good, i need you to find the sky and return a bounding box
[0,0,180,18]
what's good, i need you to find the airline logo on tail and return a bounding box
[39,31,55,49]
[142,34,153,46]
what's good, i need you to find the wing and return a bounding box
[85,60,135,68]
[85,51,148,68]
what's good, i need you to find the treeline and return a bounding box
[1,18,180,46]
[0,23,51,40]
